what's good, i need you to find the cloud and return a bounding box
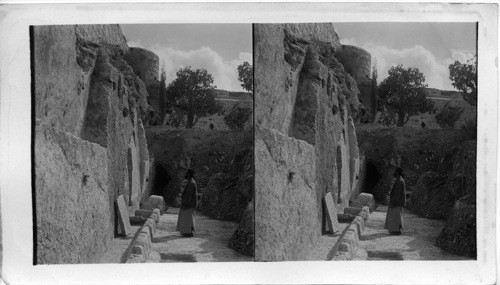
[450,49,476,63]
[339,38,476,91]
[339,37,358,46]
[127,41,251,92]
[127,40,144,48]
[367,44,454,90]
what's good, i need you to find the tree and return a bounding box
[378,65,434,126]
[158,64,167,121]
[449,56,477,106]
[435,102,464,128]
[165,66,222,128]
[370,58,379,122]
[237,61,253,92]
[224,104,252,130]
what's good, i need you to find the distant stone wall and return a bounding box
[34,25,153,264]
[255,24,362,261]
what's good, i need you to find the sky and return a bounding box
[121,24,252,92]
[334,23,477,91]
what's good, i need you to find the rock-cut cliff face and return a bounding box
[254,24,362,261]
[34,25,153,264]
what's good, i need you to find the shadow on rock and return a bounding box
[160,252,197,262]
[360,232,391,241]
[367,251,404,260]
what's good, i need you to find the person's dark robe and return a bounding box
[176,179,198,234]
[384,177,406,233]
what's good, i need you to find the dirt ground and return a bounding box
[100,224,142,263]
[307,223,350,260]
[354,206,472,261]
[146,207,252,263]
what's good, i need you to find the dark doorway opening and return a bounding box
[153,164,171,201]
[364,161,381,194]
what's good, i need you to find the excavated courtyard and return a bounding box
[353,206,471,261]
[146,208,252,262]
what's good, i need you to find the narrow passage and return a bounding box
[354,206,471,260]
[146,207,252,262]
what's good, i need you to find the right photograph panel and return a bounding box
[254,23,477,261]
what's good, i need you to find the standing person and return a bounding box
[176,169,198,237]
[384,167,406,235]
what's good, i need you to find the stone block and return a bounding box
[353,215,365,233]
[323,192,340,233]
[344,207,362,216]
[337,213,355,223]
[116,195,132,236]
[349,223,361,239]
[141,195,167,214]
[152,208,161,222]
[339,230,358,257]
[144,218,156,237]
[132,229,151,257]
[126,254,145,263]
[129,216,148,225]
[354,193,376,212]
[135,209,154,219]
[333,251,351,261]
[360,206,370,221]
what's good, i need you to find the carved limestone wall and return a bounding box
[255,23,362,261]
[34,25,153,264]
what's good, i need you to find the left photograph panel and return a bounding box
[32,24,254,264]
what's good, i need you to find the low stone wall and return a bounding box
[126,209,160,263]
[333,206,370,260]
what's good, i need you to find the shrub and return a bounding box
[224,104,252,130]
[435,102,464,128]
[459,119,477,141]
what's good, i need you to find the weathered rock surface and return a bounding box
[338,45,375,122]
[284,23,342,52]
[228,201,254,256]
[409,141,476,220]
[124,47,159,84]
[34,25,154,264]
[124,47,162,123]
[76,25,129,52]
[436,196,476,258]
[255,124,318,261]
[36,123,112,263]
[255,23,363,261]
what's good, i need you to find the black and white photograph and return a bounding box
[0,2,497,285]
[32,24,253,264]
[255,22,478,261]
